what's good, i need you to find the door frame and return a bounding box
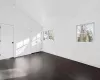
[0,23,14,59]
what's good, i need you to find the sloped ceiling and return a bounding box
[0,0,15,6]
[16,0,97,26]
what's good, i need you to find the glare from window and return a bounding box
[32,37,36,41]
[16,45,27,56]
[16,32,42,56]
[24,38,30,45]
[16,41,23,49]
[16,38,30,56]
[37,39,41,43]
[32,41,37,46]
[37,33,41,38]
[32,32,41,46]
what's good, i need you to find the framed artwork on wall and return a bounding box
[76,22,94,42]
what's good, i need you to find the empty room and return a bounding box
[0,0,100,80]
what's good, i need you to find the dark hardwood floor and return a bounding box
[0,51,100,80]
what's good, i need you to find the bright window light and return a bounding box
[31,32,41,46]
[16,41,23,49]
[37,33,41,38]
[32,37,36,41]
[16,38,30,56]
[32,41,37,46]
[24,38,30,45]
[37,38,41,43]
[16,45,27,56]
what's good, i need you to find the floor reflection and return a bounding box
[13,57,30,75]
[0,52,100,80]
[30,55,43,74]
[0,68,27,80]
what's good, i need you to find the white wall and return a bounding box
[14,7,42,57]
[16,0,46,26]
[0,0,42,59]
[42,0,100,68]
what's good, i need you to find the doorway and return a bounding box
[0,23,14,60]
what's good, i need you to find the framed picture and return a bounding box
[76,22,94,42]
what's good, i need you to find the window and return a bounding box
[16,38,30,56]
[16,41,23,49]
[24,38,30,45]
[43,30,54,40]
[32,32,41,46]
[77,23,94,42]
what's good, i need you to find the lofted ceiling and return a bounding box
[0,0,15,7]
[16,0,97,26]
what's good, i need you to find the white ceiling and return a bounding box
[0,0,15,6]
[15,0,98,26]
[0,0,99,26]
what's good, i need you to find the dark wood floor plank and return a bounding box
[0,51,100,80]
